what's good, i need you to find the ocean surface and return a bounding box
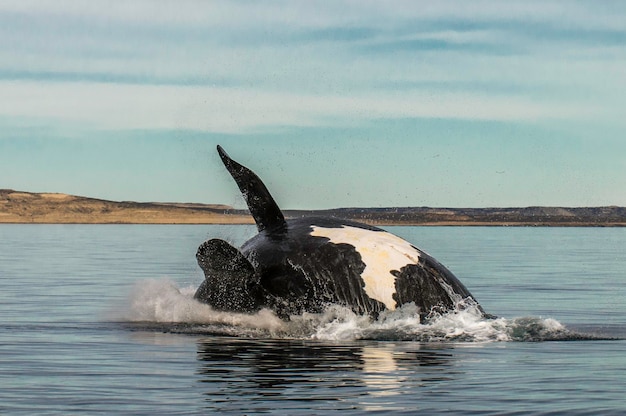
[1,224,625,414]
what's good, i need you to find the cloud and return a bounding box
[1,1,625,133]
[0,79,599,133]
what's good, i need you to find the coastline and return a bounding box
[2,189,625,226]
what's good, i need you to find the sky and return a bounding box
[1,1,625,209]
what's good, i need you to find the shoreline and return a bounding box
[2,220,625,227]
[2,189,625,227]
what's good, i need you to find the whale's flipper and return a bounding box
[194,238,261,312]
[217,145,286,232]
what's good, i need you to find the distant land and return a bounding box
[1,189,626,226]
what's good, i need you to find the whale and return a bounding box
[194,145,490,322]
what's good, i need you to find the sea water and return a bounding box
[0,224,624,414]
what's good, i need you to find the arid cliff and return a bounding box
[0,190,251,224]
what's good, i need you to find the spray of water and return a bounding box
[118,278,592,342]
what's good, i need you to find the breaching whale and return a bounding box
[194,145,490,322]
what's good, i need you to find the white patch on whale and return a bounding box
[310,225,421,310]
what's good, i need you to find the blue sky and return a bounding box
[1,1,625,209]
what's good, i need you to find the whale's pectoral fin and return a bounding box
[196,238,254,276]
[194,239,261,312]
[217,145,286,233]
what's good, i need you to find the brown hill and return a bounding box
[0,189,251,224]
[306,206,626,226]
[1,189,625,226]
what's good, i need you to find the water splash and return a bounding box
[118,278,602,342]
[121,279,286,337]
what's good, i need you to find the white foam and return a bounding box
[119,278,575,342]
[121,278,286,334]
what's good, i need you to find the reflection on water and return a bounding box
[195,337,459,413]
